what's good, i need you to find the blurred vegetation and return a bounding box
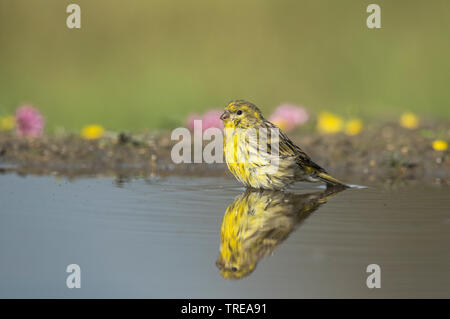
[0,0,449,132]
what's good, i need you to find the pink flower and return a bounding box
[269,103,309,131]
[15,105,45,137]
[201,110,223,131]
[186,114,203,131]
[186,109,223,132]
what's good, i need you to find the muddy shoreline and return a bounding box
[1,124,449,187]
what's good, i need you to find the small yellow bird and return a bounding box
[220,100,348,190]
[216,188,343,279]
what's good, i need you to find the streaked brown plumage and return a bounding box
[220,100,348,190]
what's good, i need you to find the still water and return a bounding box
[0,174,449,298]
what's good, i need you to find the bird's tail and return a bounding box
[317,172,349,189]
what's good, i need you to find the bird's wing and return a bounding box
[263,120,327,174]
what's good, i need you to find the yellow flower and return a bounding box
[317,112,343,134]
[432,140,448,151]
[345,119,363,136]
[0,115,15,131]
[81,124,105,140]
[399,112,419,129]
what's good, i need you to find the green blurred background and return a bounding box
[0,0,449,132]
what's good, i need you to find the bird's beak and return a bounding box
[220,111,230,121]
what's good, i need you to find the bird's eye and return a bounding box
[236,110,243,115]
[231,267,238,272]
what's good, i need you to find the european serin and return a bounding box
[216,187,343,279]
[220,100,348,190]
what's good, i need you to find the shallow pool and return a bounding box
[0,174,449,298]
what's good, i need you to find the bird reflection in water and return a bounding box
[216,187,344,279]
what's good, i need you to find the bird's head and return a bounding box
[220,100,264,129]
[215,253,256,280]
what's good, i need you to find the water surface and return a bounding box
[1,174,449,298]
